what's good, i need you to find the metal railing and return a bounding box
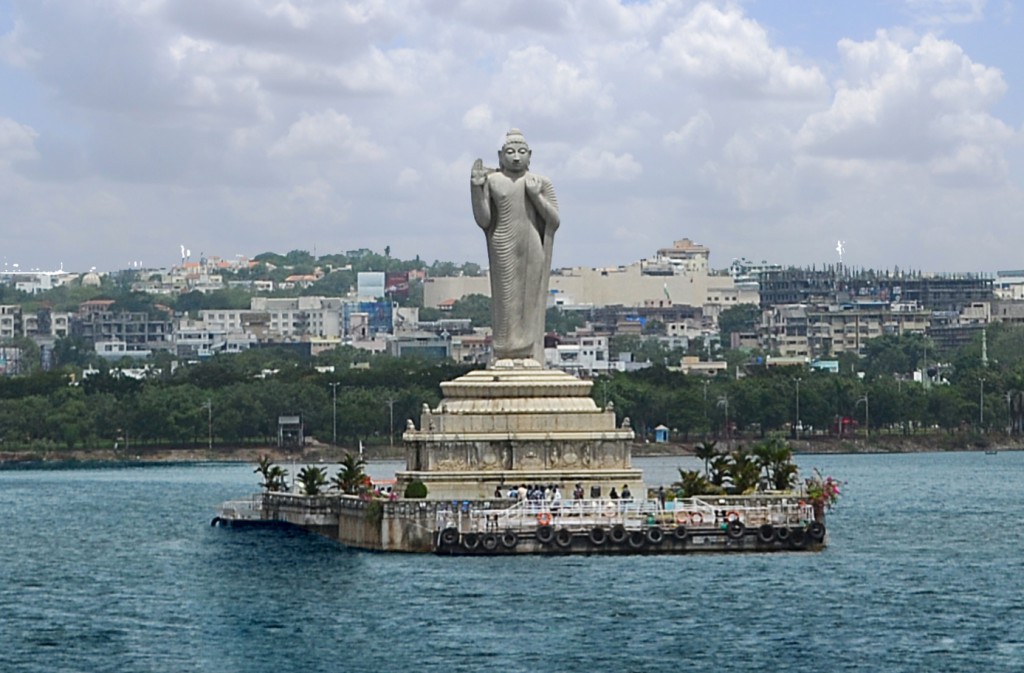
[216,495,264,522]
[435,496,817,534]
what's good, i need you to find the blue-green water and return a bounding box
[1,453,1022,672]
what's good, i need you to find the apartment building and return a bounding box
[543,331,612,376]
[197,296,395,344]
[762,302,930,358]
[759,267,993,312]
[0,305,22,339]
[74,300,174,353]
[201,296,344,340]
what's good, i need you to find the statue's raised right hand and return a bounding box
[471,158,489,186]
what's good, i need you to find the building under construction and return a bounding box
[757,266,993,313]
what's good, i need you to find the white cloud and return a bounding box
[929,142,1008,186]
[397,168,421,187]
[0,117,39,164]
[904,0,987,25]
[269,109,385,161]
[287,178,333,204]
[462,104,493,131]
[268,1,313,30]
[564,148,642,181]
[0,19,39,68]
[797,31,1015,186]
[0,0,1022,272]
[493,45,612,118]
[663,110,714,149]
[658,3,827,99]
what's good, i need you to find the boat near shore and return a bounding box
[213,491,828,555]
[433,496,826,554]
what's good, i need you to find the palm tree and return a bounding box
[266,465,288,492]
[673,468,722,497]
[752,435,798,491]
[253,454,288,492]
[693,440,719,478]
[296,465,328,496]
[332,452,368,495]
[728,448,761,494]
[709,454,731,487]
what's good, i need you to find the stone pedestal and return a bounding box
[397,359,643,500]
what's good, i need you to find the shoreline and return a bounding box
[2,435,1019,469]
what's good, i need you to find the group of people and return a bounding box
[494,483,563,503]
[491,482,636,503]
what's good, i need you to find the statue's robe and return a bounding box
[479,170,558,361]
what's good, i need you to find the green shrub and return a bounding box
[365,500,384,526]
[404,480,428,499]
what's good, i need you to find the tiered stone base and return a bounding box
[397,359,643,500]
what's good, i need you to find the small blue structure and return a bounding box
[654,425,670,443]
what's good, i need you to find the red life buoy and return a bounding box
[537,512,552,526]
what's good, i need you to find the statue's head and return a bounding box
[498,128,531,174]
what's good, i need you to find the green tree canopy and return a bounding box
[717,304,760,348]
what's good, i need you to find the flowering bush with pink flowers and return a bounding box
[805,469,844,511]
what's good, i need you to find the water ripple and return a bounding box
[1,454,1022,672]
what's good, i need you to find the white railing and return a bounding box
[216,495,263,522]
[434,496,818,535]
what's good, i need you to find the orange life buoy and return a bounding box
[725,511,741,522]
[689,511,704,525]
[537,512,552,526]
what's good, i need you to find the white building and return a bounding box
[1,270,77,294]
[545,333,611,375]
[423,239,759,314]
[200,296,345,340]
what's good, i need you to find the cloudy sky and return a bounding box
[1,0,1022,274]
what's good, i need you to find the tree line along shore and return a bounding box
[3,319,1024,459]
[1,434,1017,470]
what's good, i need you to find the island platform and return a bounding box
[214,359,828,554]
[213,492,827,554]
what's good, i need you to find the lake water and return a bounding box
[1,452,1022,672]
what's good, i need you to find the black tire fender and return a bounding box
[609,524,628,544]
[500,529,518,549]
[440,527,459,547]
[806,521,826,542]
[536,524,555,544]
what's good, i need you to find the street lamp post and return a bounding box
[717,394,730,448]
[1006,391,1014,436]
[979,378,985,430]
[329,382,340,447]
[856,394,869,440]
[794,377,802,438]
[386,398,396,447]
[202,399,212,450]
[702,379,710,425]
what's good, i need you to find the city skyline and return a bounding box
[1,1,1022,273]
